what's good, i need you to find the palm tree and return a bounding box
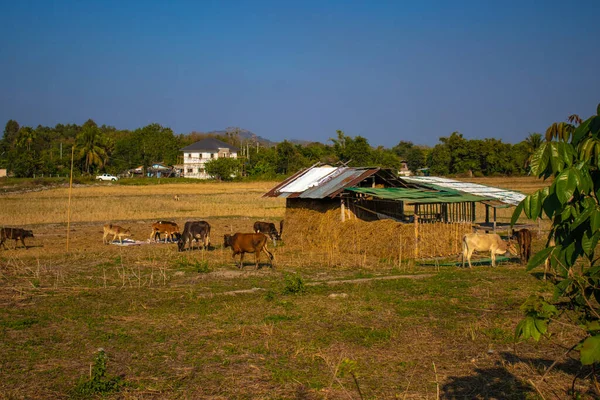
[77,125,108,174]
[16,127,36,152]
[524,133,543,171]
[525,133,542,152]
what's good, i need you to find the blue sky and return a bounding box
[1,0,599,147]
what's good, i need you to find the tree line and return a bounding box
[0,119,542,179]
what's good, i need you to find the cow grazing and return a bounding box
[178,221,211,252]
[253,220,283,246]
[173,194,180,201]
[150,221,180,243]
[103,224,131,244]
[0,227,34,250]
[462,233,517,268]
[511,229,533,265]
[223,233,274,269]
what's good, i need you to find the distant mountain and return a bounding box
[206,128,277,147]
[199,128,322,147]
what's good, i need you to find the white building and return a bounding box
[179,138,238,179]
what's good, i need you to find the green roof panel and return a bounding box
[345,187,492,204]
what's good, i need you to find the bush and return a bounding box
[281,273,306,295]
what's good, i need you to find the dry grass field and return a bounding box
[0,177,593,399]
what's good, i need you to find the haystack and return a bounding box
[285,208,472,266]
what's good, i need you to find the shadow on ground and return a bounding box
[442,352,588,399]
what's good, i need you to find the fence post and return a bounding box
[414,214,419,259]
[340,199,346,222]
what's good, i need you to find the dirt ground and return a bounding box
[0,179,595,399]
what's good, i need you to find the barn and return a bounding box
[264,164,527,262]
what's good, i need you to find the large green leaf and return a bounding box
[542,192,561,219]
[580,335,600,365]
[530,143,549,176]
[549,142,564,173]
[527,246,554,271]
[528,190,542,219]
[572,117,593,145]
[511,201,524,227]
[555,168,576,204]
[571,205,594,230]
[515,316,542,341]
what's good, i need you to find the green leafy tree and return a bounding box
[512,103,600,368]
[428,143,451,175]
[2,119,20,148]
[275,140,308,174]
[204,157,240,181]
[330,130,373,166]
[405,146,425,173]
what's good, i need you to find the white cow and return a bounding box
[462,233,517,268]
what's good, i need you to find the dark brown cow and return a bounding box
[253,220,283,246]
[150,221,180,243]
[0,228,34,249]
[223,233,274,269]
[511,229,533,265]
[178,221,211,252]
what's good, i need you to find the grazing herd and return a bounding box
[98,219,282,269]
[1,215,538,271]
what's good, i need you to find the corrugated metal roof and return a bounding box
[300,168,379,199]
[279,167,337,193]
[403,176,525,206]
[346,187,493,204]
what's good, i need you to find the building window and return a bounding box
[200,168,205,173]
[187,168,193,173]
[188,153,191,158]
[210,153,215,159]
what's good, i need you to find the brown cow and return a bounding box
[103,224,131,244]
[0,227,34,249]
[150,221,180,243]
[511,228,532,265]
[462,233,518,268]
[223,233,274,269]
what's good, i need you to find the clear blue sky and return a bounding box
[1,0,599,147]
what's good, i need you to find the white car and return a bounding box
[96,173,119,182]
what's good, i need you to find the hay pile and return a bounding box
[285,208,472,265]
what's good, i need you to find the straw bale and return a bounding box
[285,208,472,264]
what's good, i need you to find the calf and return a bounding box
[150,221,180,243]
[173,194,180,201]
[178,221,211,252]
[253,220,283,246]
[224,233,274,269]
[511,228,532,265]
[0,227,34,249]
[103,224,131,244]
[462,233,517,268]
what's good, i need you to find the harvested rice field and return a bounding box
[0,177,593,399]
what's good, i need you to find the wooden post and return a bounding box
[414,214,419,259]
[66,146,74,252]
[493,207,497,234]
[341,199,346,222]
[485,204,490,223]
